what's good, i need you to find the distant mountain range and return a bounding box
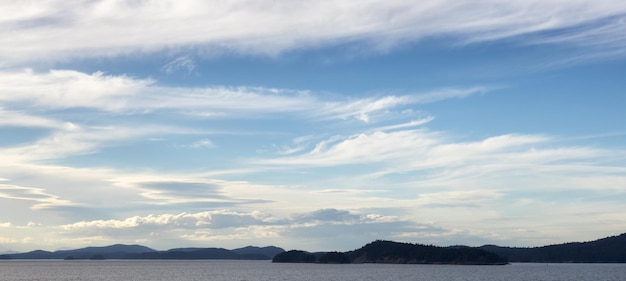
[0,244,284,260]
[2,232,624,263]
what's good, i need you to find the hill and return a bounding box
[273,240,507,265]
[349,240,507,264]
[232,246,285,259]
[480,233,626,263]
[1,244,156,260]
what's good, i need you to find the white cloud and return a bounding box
[0,108,70,129]
[2,1,625,64]
[52,208,453,250]
[161,56,197,74]
[411,87,491,103]
[0,69,151,112]
[317,87,488,122]
[62,211,218,230]
[0,183,75,210]
[376,117,435,132]
[415,190,503,208]
[260,129,442,166]
[191,139,214,148]
[177,139,215,149]
[0,69,484,127]
[0,69,310,116]
[261,131,551,168]
[0,124,181,162]
[258,129,626,198]
[319,95,413,122]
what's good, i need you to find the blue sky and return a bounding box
[1,0,625,252]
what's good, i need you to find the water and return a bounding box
[1,260,625,281]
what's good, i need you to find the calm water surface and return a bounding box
[1,260,625,281]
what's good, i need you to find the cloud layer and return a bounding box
[0,67,624,251]
[1,1,626,64]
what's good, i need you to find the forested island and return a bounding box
[273,240,508,265]
[480,233,626,263]
[273,233,626,264]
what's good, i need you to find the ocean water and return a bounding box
[1,260,625,281]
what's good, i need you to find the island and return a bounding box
[480,232,626,263]
[273,240,508,265]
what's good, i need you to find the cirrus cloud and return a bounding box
[1,1,625,65]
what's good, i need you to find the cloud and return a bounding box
[0,69,152,112]
[0,123,179,162]
[320,95,413,123]
[54,208,459,250]
[280,209,456,250]
[173,139,216,150]
[138,181,226,200]
[0,108,71,129]
[376,117,435,132]
[292,208,361,223]
[410,87,491,103]
[187,139,215,149]
[257,128,626,199]
[61,210,268,231]
[259,129,443,166]
[0,69,312,117]
[259,130,553,169]
[415,190,503,208]
[316,87,488,122]
[0,183,75,210]
[161,56,197,74]
[2,1,625,65]
[0,69,485,132]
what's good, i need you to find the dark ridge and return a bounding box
[273,240,507,265]
[480,233,626,263]
[348,240,507,265]
[317,251,351,264]
[232,246,286,259]
[272,250,317,263]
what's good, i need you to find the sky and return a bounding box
[1,0,625,253]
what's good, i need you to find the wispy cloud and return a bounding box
[316,87,488,123]
[260,131,555,168]
[176,139,215,149]
[0,69,152,111]
[376,117,435,132]
[257,129,626,197]
[0,183,76,210]
[0,69,485,124]
[0,124,181,162]
[1,1,625,64]
[0,108,76,131]
[161,56,197,75]
[0,69,488,171]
